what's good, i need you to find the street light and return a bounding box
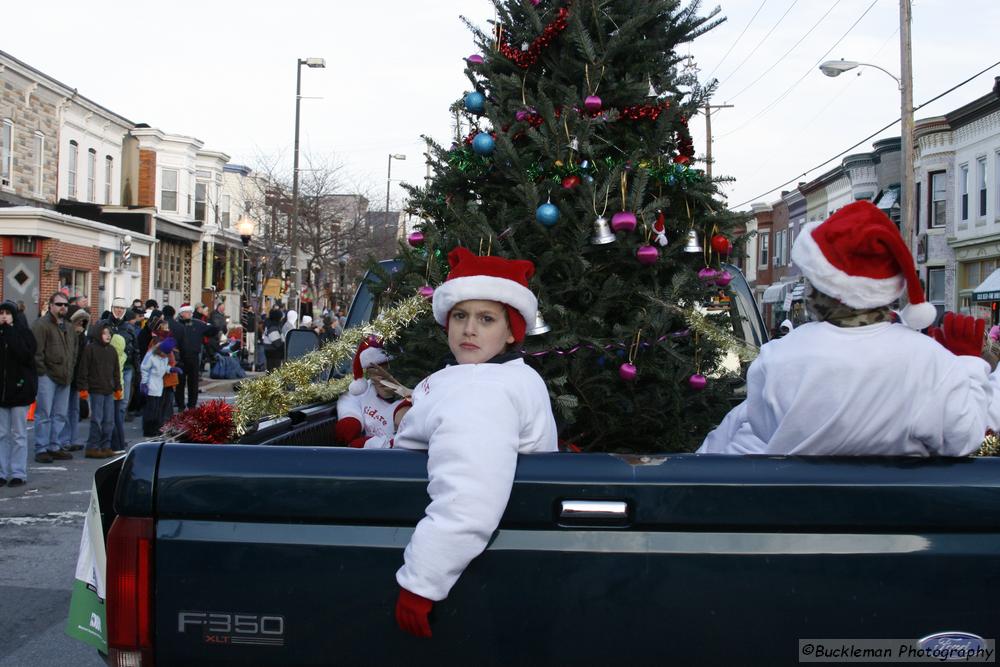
[236,216,255,247]
[819,59,901,89]
[290,56,326,312]
[386,153,406,221]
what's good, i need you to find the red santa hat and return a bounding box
[432,247,537,342]
[790,200,936,330]
[178,303,195,314]
[348,338,393,395]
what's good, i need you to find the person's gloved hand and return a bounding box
[395,588,433,638]
[139,383,149,396]
[114,389,123,401]
[169,366,183,375]
[78,390,89,400]
[347,435,371,449]
[928,312,986,358]
[333,417,363,444]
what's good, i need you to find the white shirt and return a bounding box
[699,321,997,456]
[395,357,558,601]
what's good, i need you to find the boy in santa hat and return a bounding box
[700,200,999,456]
[333,339,410,449]
[392,247,558,639]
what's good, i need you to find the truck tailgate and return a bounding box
[147,445,1000,666]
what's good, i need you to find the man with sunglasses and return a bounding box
[30,293,78,463]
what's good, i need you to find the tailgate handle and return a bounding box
[560,500,628,519]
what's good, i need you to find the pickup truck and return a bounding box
[93,266,1000,666]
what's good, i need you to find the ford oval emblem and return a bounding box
[917,632,986,659]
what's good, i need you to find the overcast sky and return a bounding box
[4,0,998,212]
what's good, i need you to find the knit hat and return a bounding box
[112,297,127,309]
[432,247,537,342]
[157,338,177,354]
[0,300,17,316]
[178,303,195,314]
[348,338,393,395]
[790,201,936,330]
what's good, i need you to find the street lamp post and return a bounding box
[291,57,326,312]
[386,153,406,219]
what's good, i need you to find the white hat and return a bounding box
[178,303,195,314]
[779,319,793,331]
[301,315,313,327]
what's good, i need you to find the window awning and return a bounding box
[972,268,1000,301]
[761,283,787,303]
[875,186,899,211]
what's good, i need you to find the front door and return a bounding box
[3,256,40,324]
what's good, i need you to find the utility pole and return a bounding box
[704,103,734,179]
[899,0,915,254]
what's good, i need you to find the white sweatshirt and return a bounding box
[394,357,558,601]
[699,321,998,456]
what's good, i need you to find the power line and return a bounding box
[730,58,1000,209]
[717,0,879,138]
[716,0,800,87]
[704,0,769,80]
[719,0,843,103]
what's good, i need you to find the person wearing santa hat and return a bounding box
[391,246,558,639]
[333,339,410,449]
[699,200,998,456]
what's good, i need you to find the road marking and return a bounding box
[0,489,89,502]
[0,511,86,526]
[29,466,68,472]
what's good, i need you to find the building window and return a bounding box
[59,268,90,299]
[87,148,97,202]
[927,268,945,304]
[960,164,969,221]
[759,232,770,267]
[928,171,946,228]
[773,229,787,267]
[34,132,44,195]
[161,168,178,211]
[978,157,988,218]
[105,155,113,204]
[156,240,191,292]
[221,194,231,227]
[68,140,79,198]
[962,258,998,289]
[195,181,207,222]
[12,237,37,254]
[1,119,12,188]
[915,181,921,233]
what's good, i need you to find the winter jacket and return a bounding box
[209,309,227,333]
[170,317,217,361]
[109,317,139,369]
[0,320,38,407]
[31,312,77,386]
[77,333,122,396]
[140,349,171,398]
[110,335,127,388]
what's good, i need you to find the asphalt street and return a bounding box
[0,382,239,667]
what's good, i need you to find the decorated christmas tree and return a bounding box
[376,0,753,453]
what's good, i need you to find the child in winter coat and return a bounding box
[392,247,558,638]
[77,323,122,459]
[140,338,180,436]
[334,339,411,449]
[699,201,999,456]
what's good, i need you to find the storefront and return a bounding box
[971,267,1000,325]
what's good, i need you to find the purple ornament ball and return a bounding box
[698,267,719,282]
[584,95,603,112]
[636,245,658,265]
[611,211,637,232]
[466,54,484,65]
[418,285,435,300]
[407,231,425,247]
[715,270,733,287]
[619,362,638,381]
[688,373,708,391]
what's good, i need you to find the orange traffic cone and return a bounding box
[27,401,36,421]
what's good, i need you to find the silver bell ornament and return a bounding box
[526,309,551,336]
[590,216,616,245]
[683,229,703,253]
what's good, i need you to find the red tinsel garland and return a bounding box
[497,6,571,69]
[162,399,236,444]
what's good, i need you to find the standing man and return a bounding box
[31,292,76,463]
[171,304,217,410]
[108,298,140,425]
[210,301,228,333]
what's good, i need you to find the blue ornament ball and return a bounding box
[536,202,560,227]
[464,91,486,115]
[472,132,495,156]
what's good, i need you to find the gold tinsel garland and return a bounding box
[977,431,1000,456]
[234,295,430,435]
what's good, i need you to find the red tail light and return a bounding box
[106,516,154,666]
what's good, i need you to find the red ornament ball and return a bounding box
[561,175,581,190]
[710,234,732,255]
[619,362,638,381]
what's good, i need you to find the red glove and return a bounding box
[347,435,371,449]
[395,588,433,638]
[929,312,985,358]
[333,417,362,444]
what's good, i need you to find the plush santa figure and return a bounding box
[392,247,558,639]
[700,200,999,456]
[333,338,410,449]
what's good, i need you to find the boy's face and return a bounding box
[0,310,12,325]
[101,328,112,344]
[447,299,514,365]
